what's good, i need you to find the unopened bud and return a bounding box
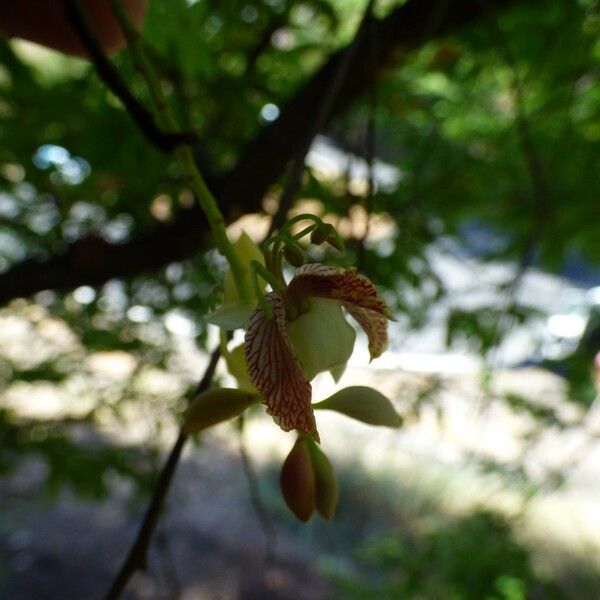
[306,437,339,521]
[183,388,257,434]
[280,437,316,522]
[326,230,345,252]
[310,223,334,245]
[283,242,306,267]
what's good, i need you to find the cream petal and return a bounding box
[244,292,318,438]
[286,298,356,380]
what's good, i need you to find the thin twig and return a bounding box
[482,0,551,278]
[61,0,196,153]
[268,0,376,235]
[480,6,552,371]
[356,2,378,271]
[105,348,221,600]
[237,416,277,562]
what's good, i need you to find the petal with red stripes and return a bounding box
[244,292,318,438]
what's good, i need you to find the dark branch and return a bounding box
[62,0,196,153]
[1,0,523,305]
[269,0,375,234]
[106,347,221,600]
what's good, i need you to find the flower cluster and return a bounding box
[186,216,400,521]
[244,262,393,440]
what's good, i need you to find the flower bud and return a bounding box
[183,388,257,434]
[283,242,306,267]
[306,437,339,521]
[280,437,316,522]
[326,229,345,252]
[310,223,334,245]
[224,232,264,303]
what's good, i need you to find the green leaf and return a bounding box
[183,388,258,434]
[205,301,255,330]
[313,386,402,428]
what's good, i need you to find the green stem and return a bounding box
[293,224,318,240]
[250,262,273,319]
[278,213,323,234]
[109,0,251,301]
[251,260,285,293]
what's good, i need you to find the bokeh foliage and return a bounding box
[0,0,599,594]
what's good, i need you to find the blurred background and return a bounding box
[0,0,599,598]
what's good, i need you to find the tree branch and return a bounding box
[268,0,375,235]
[105,347,221,600]
[61,0,196,153]
[1,0,523,305]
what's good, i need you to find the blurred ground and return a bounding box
[1,249,599,599]
[1,356,599,599]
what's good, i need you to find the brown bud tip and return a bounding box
[310,223,334,245]
[326,230,345,252]
[280,437,316,522]
[283,243,306,268]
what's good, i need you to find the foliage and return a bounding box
[329,509,564,600]
[0,0,599,593]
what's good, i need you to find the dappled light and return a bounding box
[1,0,599,598]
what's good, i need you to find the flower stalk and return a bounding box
[109,0,251,302]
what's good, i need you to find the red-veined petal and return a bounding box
[344,305,389,359]
[244,292,318,438]
[287,264,393,359]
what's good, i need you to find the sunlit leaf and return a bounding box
[314,386,402,427]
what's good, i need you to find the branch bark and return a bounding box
[0,0,522,305]
[105,347,221,600]
[61,0,197,153]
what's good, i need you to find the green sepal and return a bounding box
[304,436,339,521]
[205,301,255,330]
[183,388,258,434]
[313,386,402,428]
[224,344,256,392]
[224,232,265,303]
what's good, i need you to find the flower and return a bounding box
[244,263,394,439]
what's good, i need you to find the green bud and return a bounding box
[283,242,306,267]
[280,437,316,522]
[183,388,257,434]
[310,223,334,245]
[305,437,339,521]
[224,344,256,393]
[326,229,345,252]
